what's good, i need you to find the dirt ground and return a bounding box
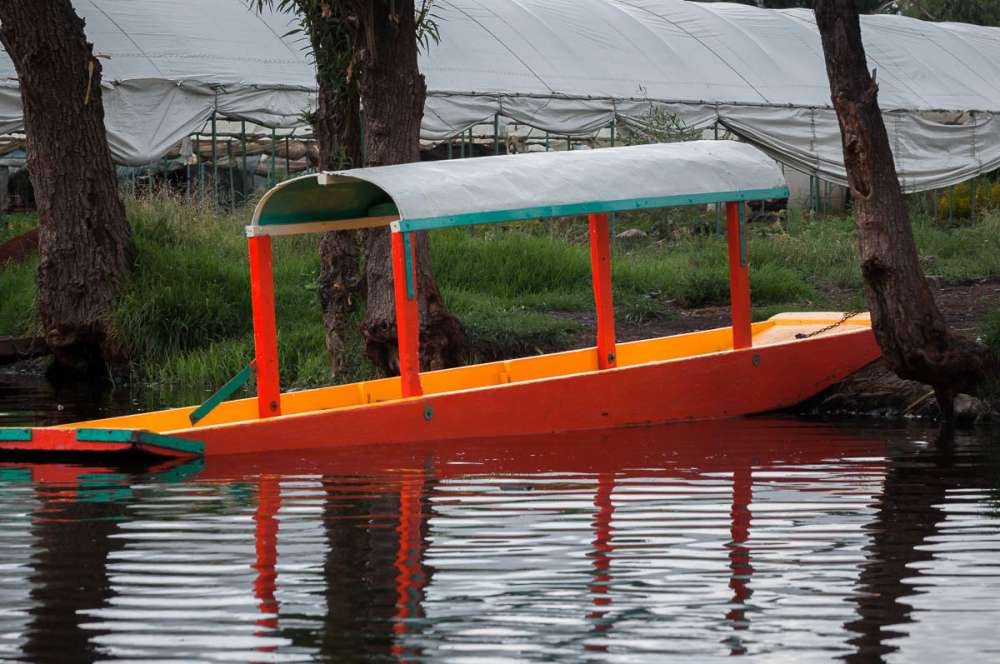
[561,276,1000,346]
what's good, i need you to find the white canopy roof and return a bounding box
[0,1,997,190]
[249,141,787,236]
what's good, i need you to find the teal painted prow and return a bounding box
[76,428,205,457]
[137,432,205,456]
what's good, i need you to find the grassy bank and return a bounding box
[3,196,1000,388]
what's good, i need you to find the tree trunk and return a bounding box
[813,1,993,418]
[303,3,365,376]
[346,0,464,374]
[0,0,130,379]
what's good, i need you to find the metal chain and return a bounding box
[794,310,865,340]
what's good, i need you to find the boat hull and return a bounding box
[0,314,881,459]
[187,326,879,455]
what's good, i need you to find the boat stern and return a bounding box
[0,426,204,460]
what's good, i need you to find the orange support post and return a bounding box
[588,213,617,369]
[726,202,752,350]
[248,235,282,418]
[391,231,423,397]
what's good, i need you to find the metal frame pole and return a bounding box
[285,133,291,178]
[195,133,203,199]
[270,128,277,186]
[241,121,248,203]
[211,113,218,206]
[972,177,978,222]
[494,113,500,155]
[227,140,235,206]
[714,122,721,233]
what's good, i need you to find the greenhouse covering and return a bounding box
[0,0,998,191]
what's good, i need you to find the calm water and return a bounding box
[2,376,1000,662]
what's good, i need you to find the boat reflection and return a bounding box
[1,419,998,661]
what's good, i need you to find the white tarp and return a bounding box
[0,0,313,165]
[421,1,1000,192]
[250,141,788,234]
[0,1,998,190]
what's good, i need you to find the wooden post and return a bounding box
[726,202,752,350]
[248,236,282,417]
[589,213,617,369]
[391,231,423,397]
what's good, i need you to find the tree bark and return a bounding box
[345,0,464,374]
[0,0,130,379]
[301,2,365,376]
[814,1,993,416]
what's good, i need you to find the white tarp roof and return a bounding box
[0,1,998,190]
[250,141,788,235]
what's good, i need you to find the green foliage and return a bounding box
[935,180,1000,222]
[0,213,36,244]
[0,255,37,338]
[621,103,702,146]
[6,197,1000,388]
[896,0,1000,25]
[704,1,887,12]
[980,309,1000,357]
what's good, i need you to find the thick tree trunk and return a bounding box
[346,0,464,374]
[305,4,365,376]
[0,0,130,379]
[814,1,993,417]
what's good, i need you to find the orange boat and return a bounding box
[0,141,880,460]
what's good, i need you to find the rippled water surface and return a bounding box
[2,377,1000,662]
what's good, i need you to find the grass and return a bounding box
[3,194,1000,388]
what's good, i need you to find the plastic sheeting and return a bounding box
[0,1,313,165]
[250,141,787,234]
[421,1,1000,192]
[0,1,998,189]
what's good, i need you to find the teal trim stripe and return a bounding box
[397,187,789,233]
[77,428,135,443]
[403,232,415,300]
[138,432,205,456]
[0,428,31,442]
[75,428,204,456]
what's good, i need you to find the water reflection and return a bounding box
[1,419,999,662]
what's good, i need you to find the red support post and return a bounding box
[391,231,423,397]
[726,202,752,350]
[588,213,618,369]
[248,235,282,418]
